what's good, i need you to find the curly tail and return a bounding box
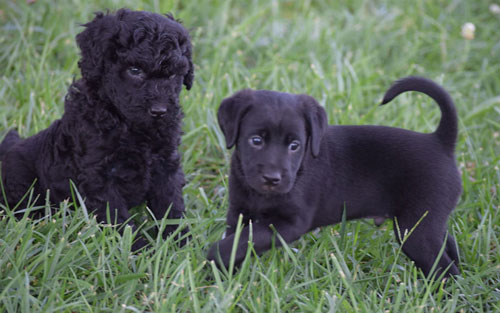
[381,76,458,151]
[0,130,21,160]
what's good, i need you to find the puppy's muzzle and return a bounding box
[149,104,167,118]
[262,172,281,186]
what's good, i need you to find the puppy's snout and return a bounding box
[262,172,281,186]
[149,105,167,118]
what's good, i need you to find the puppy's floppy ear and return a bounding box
[166,14,194,90]
[76,10,123,83]
[299,94,328,157]
[217,90,254,149]
[182,40,194,90]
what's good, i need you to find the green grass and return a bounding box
[1,0,499,311]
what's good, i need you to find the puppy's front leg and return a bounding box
[207,217,308,269]
[85,192,147,250]
[147,167,189,244]
[223,207,241,237]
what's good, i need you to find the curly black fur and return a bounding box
[0,9,194,250]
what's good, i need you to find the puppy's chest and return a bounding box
[105,143,159,182]
[233,193,295,222]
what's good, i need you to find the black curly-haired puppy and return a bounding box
[208,77,462,278]
[0,9,194,250]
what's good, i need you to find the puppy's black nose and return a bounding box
[149,106,167,118]
[262,172,281,185]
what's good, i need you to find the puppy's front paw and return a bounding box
[206,242,220,262]
[163,225,191,247]
[207,241,230,270]
[131,236,149,252]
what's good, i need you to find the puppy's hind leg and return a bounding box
[393,213,459,278]
[0,130,21,159]
[445,233,460,268]
[1,152,42,217]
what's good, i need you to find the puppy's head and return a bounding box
[76,9,194,124]
[218,90,327,195]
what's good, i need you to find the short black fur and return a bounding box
[208,76,462,278]
[0,9,194,250]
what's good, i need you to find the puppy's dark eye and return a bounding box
[289,140,300,152]
[127,66,143,76]
[249,136,264,148]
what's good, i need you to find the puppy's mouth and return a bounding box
[254,182,291,196]
[239,165,294,196]
[261,184,279,193]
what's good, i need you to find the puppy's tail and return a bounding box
[0,130,21,160]
[381,76,458,151]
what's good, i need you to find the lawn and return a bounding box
[0,0,499,312]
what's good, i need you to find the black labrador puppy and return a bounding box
[0,9,194,250]
[208,76,461,277]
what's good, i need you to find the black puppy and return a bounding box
[0,9,194,249]
[208,76,461,277]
